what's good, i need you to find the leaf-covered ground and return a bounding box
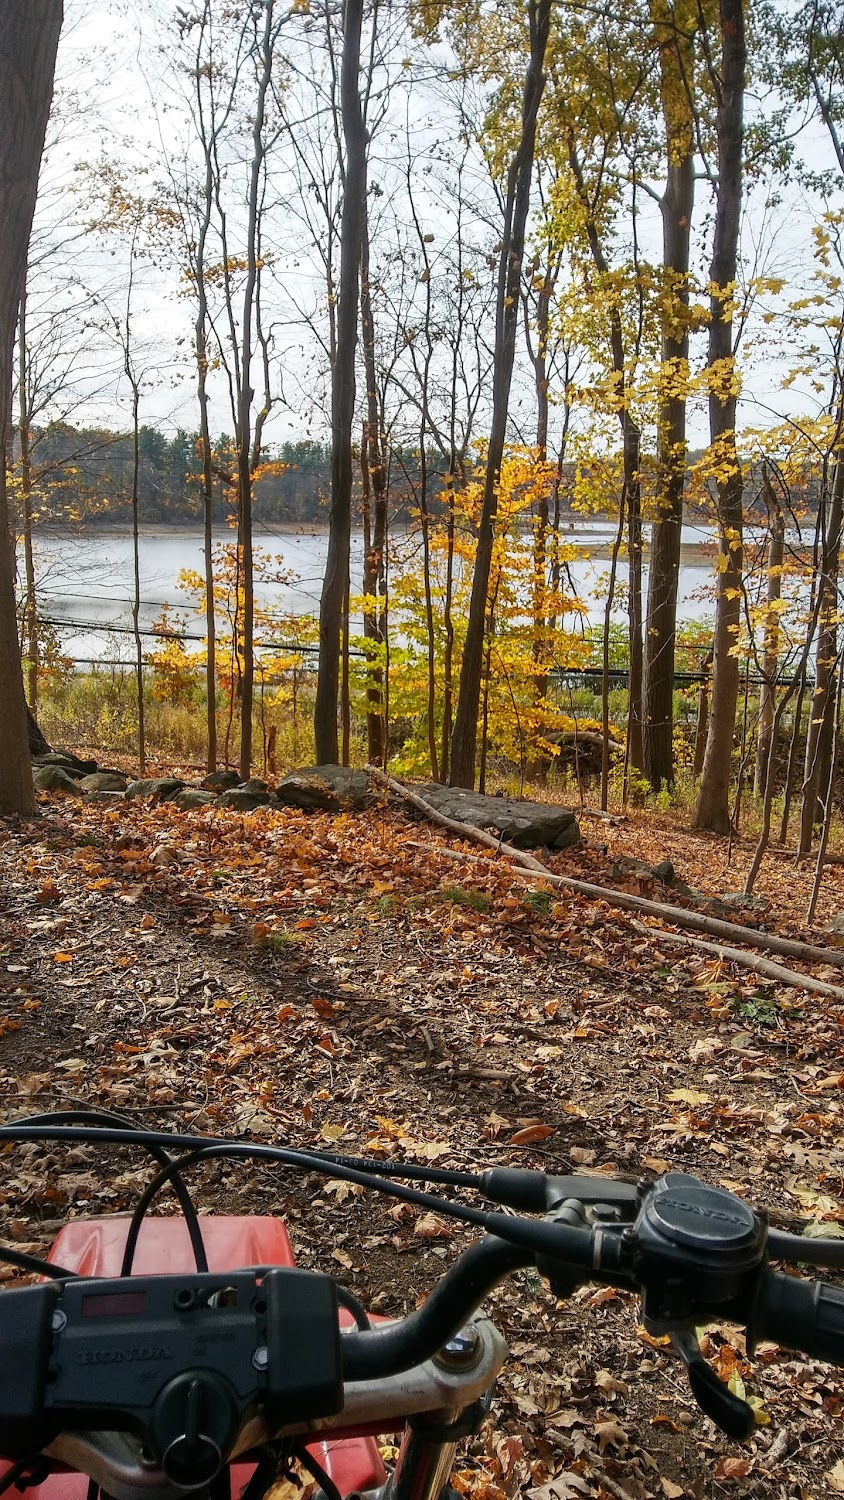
[2,792,844,1500]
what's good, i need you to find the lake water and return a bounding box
[24,522,719,665]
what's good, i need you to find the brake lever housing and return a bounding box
[633,1173,767,1332]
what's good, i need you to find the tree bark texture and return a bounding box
[315,0,367,765]
[0,1,62,817]
[692,0,746,833]
[449,0,551,788]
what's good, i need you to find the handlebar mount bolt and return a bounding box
[252,1346,269,1371]
[51,1310,67,1334]
[434,1324,482,1371]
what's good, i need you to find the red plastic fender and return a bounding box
[0,1216,386,1500]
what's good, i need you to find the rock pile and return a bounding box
[31,753,580,849]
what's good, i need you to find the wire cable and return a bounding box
[0,1245,76,1280]
[333,1284,371,1331]
[20,1109,208,1275]
[293,1443,343,1500]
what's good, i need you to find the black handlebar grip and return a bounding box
[480,1169,548,1212]
[757,1271,844,1366]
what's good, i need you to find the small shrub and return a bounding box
[440,884,492,912]
[523,888,552,916]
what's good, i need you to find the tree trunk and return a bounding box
[441,482,457,782]
[237,2,276,780]
[192,11,217,776]
[754,469,784,797]
[800,441,844,852]
[643,144,695,788]
[450,0,551,788]
[359,213,386,765]
[130,386,145,775]
[315,0,367,765]
[567,141,643,775]
[693,649,712,777]
[0,2,62,817]
[27,702,49,757]
[603,498,627,809]
[692,0,746,834]
[523,261,552,779]
[626,429,644,771]
[18,286,38,714]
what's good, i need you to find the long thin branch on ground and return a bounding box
[627,919,844,1001]
[369,770,844,970]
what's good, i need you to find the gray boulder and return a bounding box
[216,786,275,811]
[414,783,579,850]
[201,770,240,792]
[175,789,218,809]
[80,772,129,794]
[33,765,83,796]
[125,778,185,801]
[31,752,89,779]
[276,765,373,812]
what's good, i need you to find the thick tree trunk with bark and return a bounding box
[315,0,367,765]
[449,0,551,788]
[644,151,694,788]
[0,2,62,817]
[693,0,746,833]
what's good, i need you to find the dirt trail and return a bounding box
[2,798,844,1499]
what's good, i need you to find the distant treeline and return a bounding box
[19,423,459,527]
[16,421,821,530]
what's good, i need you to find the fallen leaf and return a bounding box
[509,1124,555,1145]
[414,1212,453,1240]
[713,1458,751,1480]
[594,1419,628,1454]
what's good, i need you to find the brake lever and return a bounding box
[671,1329,755,1441]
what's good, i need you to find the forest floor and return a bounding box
[2,788,844,1500]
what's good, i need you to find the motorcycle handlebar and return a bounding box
[753,1269,844,1365]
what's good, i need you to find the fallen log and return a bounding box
[627,919,844,1002]
[370,769,844,970]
